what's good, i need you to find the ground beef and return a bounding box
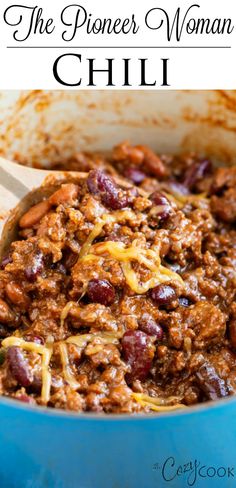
[0,143,236,414]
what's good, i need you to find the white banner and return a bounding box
[0,0,235,88]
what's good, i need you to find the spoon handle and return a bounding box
[0,157,54,224]
[0,157,55,192]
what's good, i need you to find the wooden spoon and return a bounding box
[0,157,134,258]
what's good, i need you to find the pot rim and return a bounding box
[0,393,234,422]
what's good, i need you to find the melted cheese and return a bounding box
[41,347,53,404]
[79,210,136,258]
[2,332,121,400]
[2,337,45,354]
[79,219,108,259]
[58,342,81,390]
[66,332,120,347]
[94,241,160,268]
[66,334,92,349]
[132,393,186,412]
[2,337,52,404]
[78,207,183,294]
[60,333,120,389]
[164,191,209,209]
[60,301,79,327]
[87,241,183,293]
[122,261,175,294]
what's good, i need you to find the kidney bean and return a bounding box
[121,330,154,382]
[87,170,129,210]
[0,299,15,323]
[7,347,32,387]
[195,361,228,400]
[48,184,79,206]
[139,314,163,340]
[123,167,146,184]
[182,159,212,190]
[0,254,13,270]
[19,200,51,228]
[87,170,101,194]
[6,282,30,309]
[150,284,177,307]
[25,251,44,282]
[150,191,173,221]
[165,180,189,196]
[87,279,115,306]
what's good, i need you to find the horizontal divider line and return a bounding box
[7,45,232,49]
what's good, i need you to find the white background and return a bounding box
[0,0,235,88]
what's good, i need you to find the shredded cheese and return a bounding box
[2,202,188,404]
[2,334,186,410]
[60,301,79,328]
[2,332,120,399]
[132,393,186,412]
[58,342,81,390]
[93,241,160,268]
[2,337,45,354]
[79,219,109,258]
[78,207,184,294]
[79,210,137,258]
[66,332,120,347]
[121,261,176,294]
[2,337,52,404]
[86,240,183,293]
[164,191,209,209]
[41,346,53,404]
[59,333,120,389]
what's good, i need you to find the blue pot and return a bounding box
[0,396,235,488]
